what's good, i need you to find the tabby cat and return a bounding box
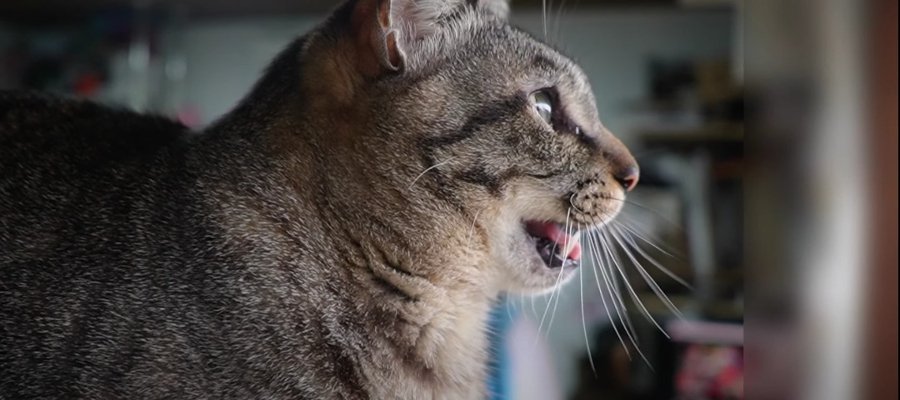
[0,0,638,398]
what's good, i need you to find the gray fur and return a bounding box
[0,0,637,398]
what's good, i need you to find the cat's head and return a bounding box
[282,0,637,295]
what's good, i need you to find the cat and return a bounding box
[0,0,639,398]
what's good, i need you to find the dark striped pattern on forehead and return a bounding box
[416,95,527,201]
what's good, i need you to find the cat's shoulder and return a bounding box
[0,90,190,165]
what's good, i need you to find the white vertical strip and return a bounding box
[803,0,866,398]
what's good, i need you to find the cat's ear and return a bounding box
[476,0,510,20]
[350,0,406,77]
[348,0,509,76]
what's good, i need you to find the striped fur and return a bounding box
[0,0,637,398]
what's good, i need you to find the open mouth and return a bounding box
[524,220,582,269]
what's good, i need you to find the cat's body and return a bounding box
[1,0,638,398]
[0,82,489,399]
[1,92,489,399]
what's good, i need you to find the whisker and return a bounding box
[609,225,685,319]
[568,193,587,215]
[535,209,572,341]
[590,232,637,335]
[579,231,596,375]
[553,0,569,43]
[542,0,548,38]
[505,294,516,321]
[584,232,632,360]
[613,218,682,259]
[536,289,557,342]
[614,223,694,290]
[599,229,670,339]
[546,207,567,270]
[588,229,652,366]
[592,228,641,346]
[528,293,537,320]
[596,231,656,370]
[609,197,684,232]
[465,209,482,250]
[407,158,454,190]
[545,208,573,335]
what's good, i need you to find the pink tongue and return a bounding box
[525,221,582,261]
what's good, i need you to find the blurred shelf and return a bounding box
[634,291,743,322]
[637,123,744,163]
[667,318,743,345]
[638,124,743,145]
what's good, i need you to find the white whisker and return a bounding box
[609,225,685,320]
[592,229,640,346]
[585,231,632,360]
[568,193,587,214]
[579,230,596,374]
[614,218,681,259]
[553,0,569,43]
[536,242,569,341]
[611,197,685,233]
[594,231,655,369]
[542,0,548,38]
[600,229,669,339]
[589,229,647,362]
[465,209,482,250]
[614,223,693,290]
[505,295,515,321]
[528,293,537,320]
[544,208,573,335]
[407,158,454,190]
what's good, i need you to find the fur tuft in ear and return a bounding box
[350,0,455,76]
[348,0,508,76]
[390,0,459,40]
[476,0,510,19]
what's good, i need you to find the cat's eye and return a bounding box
[531,90,554,125]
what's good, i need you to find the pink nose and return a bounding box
[615,165,640,192]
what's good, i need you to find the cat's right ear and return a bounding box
[349,0,406,77]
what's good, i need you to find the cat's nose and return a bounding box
[614,165,640,192]
[598,129,640,192]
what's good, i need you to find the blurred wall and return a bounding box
[157,8,733,140]
[157,17,319,126]
[514,9,734,140]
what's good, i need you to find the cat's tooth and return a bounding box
[562,231,580,258]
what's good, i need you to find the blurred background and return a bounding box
[0,0,894,399]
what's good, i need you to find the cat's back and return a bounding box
[0,90,189,177]
[1,92,244,399]
[0,91,193,262]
